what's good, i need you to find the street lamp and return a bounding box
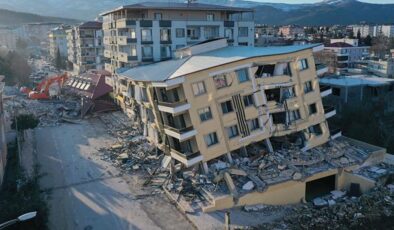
[0,211,37,229]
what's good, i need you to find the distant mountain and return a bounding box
[254,0,394,25]
[0,0,393,26]
[0,9,80,26]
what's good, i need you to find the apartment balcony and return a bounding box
[118,52,138,63]
[330,128,342,140]
[320,85,332,97]
[315,64,328,76]
[116,18,136,28]
[170,149,203,167]
[104,63,114,73]
[324,105,336,119]
[104,50,112,58]
[105,75,113,87]
[256,74,292,87]
[117,36,137,45]
[158,99,190,114]
[164,125,197,141]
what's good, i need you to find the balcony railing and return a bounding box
[324,105,335,113]
[171,148,201,160]
[164,124,194,134]
[158,99,188,108]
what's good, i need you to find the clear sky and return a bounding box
[253,0,394,3]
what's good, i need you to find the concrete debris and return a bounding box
[313,197,328,207]
[331,190,346,199]
[242,181,255,191]
[243,204,266,212]
[213,160,229,171]
[292,172,302,180]
[260,186,394,229]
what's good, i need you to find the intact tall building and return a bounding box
[48,25,69,59]
[100,2,255,74]
[67,21,104,74]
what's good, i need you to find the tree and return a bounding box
[357,29,361,40]
[371,35,389,59]
[364,35,372,46]
[0,51,31,85]
[16,38,28,53]
[54,48,64,70]
[11,114,39,131]
[349,30,355,39]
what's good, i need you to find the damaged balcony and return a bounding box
[315,63,328,76]
[324,105,336,119]
[320,85,332,97]
[254,62,293,86]
[169,137,203,167]
[156,86,190,114]
[265,86,297,111]
[330,128,342,140]
[163,112,197,141]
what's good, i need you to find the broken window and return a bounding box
[282,87,296,100]
[255,64,275,77]
[332,87,341,96]
[309,103,317,115]
[247,118,260,131]
[288,110,301,122]
[272,112,286,125]
[308,124,323,136]
[221,100,234,114]
[198,107,212,122]
[265,88,281,103]
[243,94,254,107]
[304,81,313,94]
[226,125,239,139]
[213,73,229,89]
[204,132,218,147]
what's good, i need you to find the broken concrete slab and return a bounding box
[242,181,255,191]
[313,198,328,207]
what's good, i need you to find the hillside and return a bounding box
[254,0,394,25]
[0,9,80,26]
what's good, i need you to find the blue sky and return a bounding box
[253,0,394,3]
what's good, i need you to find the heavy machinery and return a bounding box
[20,73,68,100]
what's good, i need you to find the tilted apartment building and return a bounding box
[67,22,104,74]
[109,39,336,172]
[100,2,255,74]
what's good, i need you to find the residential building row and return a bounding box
[48,25,69,59]
[99,2,255,74]
[351,24,394,38]
[66,21,104,74]
[106,38,336,172]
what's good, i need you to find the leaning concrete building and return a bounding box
[111,39,334,170]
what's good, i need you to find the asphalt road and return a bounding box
[35,119,193,230]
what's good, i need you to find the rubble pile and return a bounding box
[4,86,81,126]
[258,185,394,230]
[97,112,163,174]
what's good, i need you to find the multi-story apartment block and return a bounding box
[0,26,21,50]
[100,2,255,74]
[0,79,7,187]
[320,74,394,114]
[278,25,304,38]
[324,39,370,72]
[48,25,69,59]
[108,39,335,172]
[67,22,104,74]
[66,27,77,66]
[351,24,373,38]
[23,22,63,42]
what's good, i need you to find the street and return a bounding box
[35,118,193,230]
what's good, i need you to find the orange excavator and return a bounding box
[20,73,68,100]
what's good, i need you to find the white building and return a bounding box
[0,27,19,50]
[67,21,104,74]
[325,39,370,72]
[351,25,373,38]
[100,2,255,74]
[48,25,69,59]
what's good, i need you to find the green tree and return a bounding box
[364,35,372,46]
[357,29,361,40]
[11,114,39,131]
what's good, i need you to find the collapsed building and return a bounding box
[105,39,391,211]
[65,70,117,117]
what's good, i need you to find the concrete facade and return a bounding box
[110,40,336,171]
[67,22,104,74]
[48,25,69,59]
[100,2,255,74]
